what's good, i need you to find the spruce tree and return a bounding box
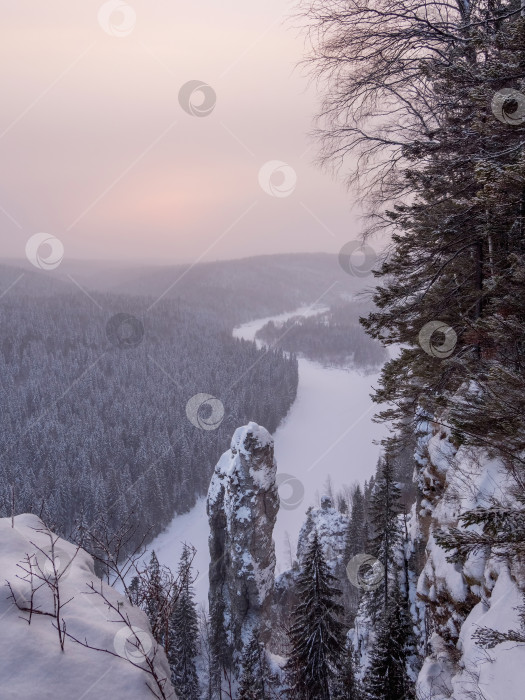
[345,485,367,560]
[367,457,402,617]
[144,551,167,645]
[343,484,368,622]
[332,644,358,700]
[209,590,229,697]
[128,575,140,606]
[168,544,200,700]
[286,530,345,700]
[355,4,525,465]
[362,583,415,700]
[238,629,272,700]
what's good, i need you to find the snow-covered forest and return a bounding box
[255,302,388,370]
[2,0,525,698]
[0,266,299,542]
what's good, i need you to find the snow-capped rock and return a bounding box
[296,496,348,570]
[207,422,279,662]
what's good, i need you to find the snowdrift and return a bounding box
[0,514,175,700]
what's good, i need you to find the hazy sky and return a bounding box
[0,0,361,264]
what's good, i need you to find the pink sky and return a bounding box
[0,0,361,264]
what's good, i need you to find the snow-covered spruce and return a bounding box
[285,529,345,698]
[168,544,200,699]
[0,514,175,700]
[348,456,419,697]
[207,422,279,671]
[272,496,350,658]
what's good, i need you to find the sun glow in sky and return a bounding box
[0,0,361,264]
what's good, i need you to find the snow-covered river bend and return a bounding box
[147,306,387,605]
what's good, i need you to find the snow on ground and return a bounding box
[0,514,174,700]
[146,306,387,606]
[454,564,525,700]
[418,560,525,700]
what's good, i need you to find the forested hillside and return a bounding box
[18,252,359,327]
[255,302,387,370]
[0,263,299,552]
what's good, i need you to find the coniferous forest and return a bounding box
[0,269,299,545]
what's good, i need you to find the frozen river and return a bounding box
[146,307,387,604]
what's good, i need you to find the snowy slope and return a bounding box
[0,514,175,700]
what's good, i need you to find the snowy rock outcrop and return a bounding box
[296,496,348,570]
[207,422,279,661]
[413,418,525,700]
[0,514,175,700]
